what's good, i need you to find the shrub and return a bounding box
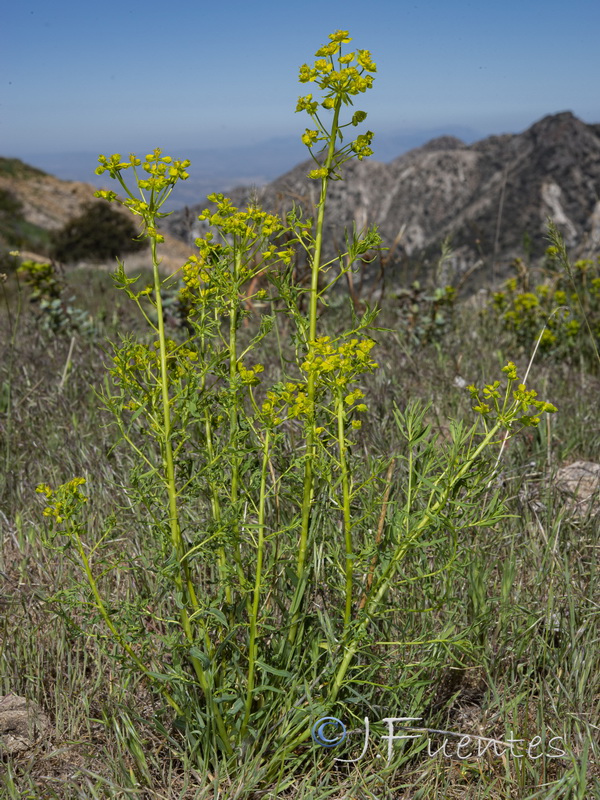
[0,187,22,218]
[488,249,600,366]
[50,200,146,264]
[17,259,95,335]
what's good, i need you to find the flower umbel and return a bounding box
[94,149,190,236]
[468,362,557,431]
[36,477,88,525]
[295,29,377,179]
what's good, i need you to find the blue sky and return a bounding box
[2,0,599,159]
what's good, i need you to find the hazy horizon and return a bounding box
[5,112,596,211]
[3,0,599,161]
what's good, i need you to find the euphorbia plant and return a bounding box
[36,30,556,780]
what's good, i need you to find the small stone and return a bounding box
[554,460,600,517]
[0,694,51,755]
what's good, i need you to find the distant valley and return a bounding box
[10,126,479,212]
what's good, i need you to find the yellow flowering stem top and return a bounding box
[290,30,376,644]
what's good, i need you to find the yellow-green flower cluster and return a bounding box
[259,336,378,431]
[36,477,87,524]
[296,95,319,114]
[17,259,53,281]
[95,149,190,241]
[297,30,376,104]
[492,284,575,339]
[125,341,160,371]
[121,199,165,242]
[467,362,557,429]
[182,252,220,299]
[350,131,375,161]
[96,149,190,191]
[300,336,378,387]
[170,342,199,376]
[181,195,293,303]
[295,30,376,171]
[112,339,198,386]
[488,257,600,360]
[514,292,538,312]
[343,387,368,429]
[262,382,311,425]
[95,152,140,176]
[198,194,284,241]
[302,128,320,147]
[17,260,60,301]
[238,362,264,386]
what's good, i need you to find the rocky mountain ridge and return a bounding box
[163,112,600,289]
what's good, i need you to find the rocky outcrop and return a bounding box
[163,112,600,289]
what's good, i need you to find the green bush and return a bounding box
[0,187,22,217]
[488,250,600,366]
[50,200,146,264]
[0,189,51,258]
[17,259,95,335]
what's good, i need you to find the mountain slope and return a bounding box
[0,157,191,271]
[163,112,600,288]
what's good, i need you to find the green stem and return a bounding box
[71,526,183,717]
[228,249,245,582]
[241,428,270,738]
[150,235,198,613]
[289,98,343,644]
[336,393,353,629]
[198,308,231,605]
[150,233,233,756]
